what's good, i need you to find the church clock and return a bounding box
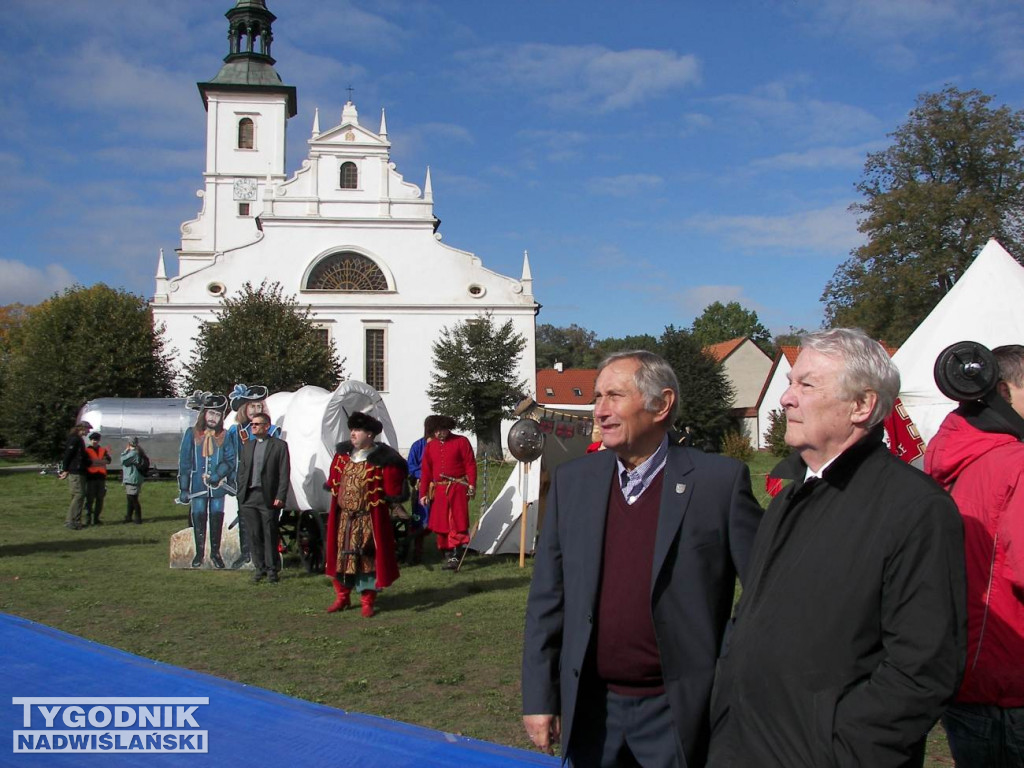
[233,177,257,201]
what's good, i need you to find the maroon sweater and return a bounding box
[594,471,665,695]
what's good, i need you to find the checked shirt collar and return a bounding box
[616,435,669,505]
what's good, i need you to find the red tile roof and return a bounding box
[535,368,598,406]
[705,337,746,362]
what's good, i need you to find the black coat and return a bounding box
[522,443,763,767]
[236,436,291,508]
[60,434,89,475]
[708,430,967,768]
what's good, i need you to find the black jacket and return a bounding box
[236,436,291,508]
[60,434,89,475]
[708,429,967,768]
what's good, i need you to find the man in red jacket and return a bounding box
[418,415,476,570]
[925,344,1024,767]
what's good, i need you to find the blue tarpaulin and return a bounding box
[0,613,557,767]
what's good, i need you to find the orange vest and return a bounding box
[85,446,110,476]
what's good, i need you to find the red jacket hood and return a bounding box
[925,410,1020,488]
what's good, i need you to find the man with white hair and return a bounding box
[708,328,966,768]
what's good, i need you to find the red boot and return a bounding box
[327,578,351,613]
[360,590,377,618]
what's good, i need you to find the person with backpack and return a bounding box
[121,436,148,524]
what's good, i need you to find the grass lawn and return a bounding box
[0,454,953,764]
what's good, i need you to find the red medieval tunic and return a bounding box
[324,443,407,589]
[419,434,477,536]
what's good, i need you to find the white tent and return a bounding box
[470,460,541,555]
[893,238,1024,444]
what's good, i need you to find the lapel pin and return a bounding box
[676,483,686,494]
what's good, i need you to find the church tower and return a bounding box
[187,0,297,258]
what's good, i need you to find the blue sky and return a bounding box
[3,0,1024,340]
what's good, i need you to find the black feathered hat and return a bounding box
[229,383,270,413]
[185,390,229,413]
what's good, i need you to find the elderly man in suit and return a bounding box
[236,412,291,583]
[522,350,763,768]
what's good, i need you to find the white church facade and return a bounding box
[151,0,538,455]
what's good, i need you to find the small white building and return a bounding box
[754,345,800,450]
[151,0,538,455]
[705,337,774,447]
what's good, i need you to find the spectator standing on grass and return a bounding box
[925,344,1024,768]
[58,421,92,530]
[418,415,476,570]
[522,350,763,767]
[120,437,147,524]
[235,412,291,585]
[707,329,966,768]
[83,431,111,526]
[227,383,281,569]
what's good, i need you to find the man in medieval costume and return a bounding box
[227,383,280,569]
[324,412,408,617]
[418,415,477,570]
[179,391,237,569]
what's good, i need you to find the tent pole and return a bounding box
[519,461,530,568]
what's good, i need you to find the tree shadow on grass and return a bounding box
[1,537,153,557]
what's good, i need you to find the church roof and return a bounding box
[198,0,297,116]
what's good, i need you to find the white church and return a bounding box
[151,0,539,455]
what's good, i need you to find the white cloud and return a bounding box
[685,202,864,252]
[750,142,883,172]
[454,44,701,113]
[0,259,77,305]
[587,174,664,197]
[712,82,881,145]
[679,113,713,138]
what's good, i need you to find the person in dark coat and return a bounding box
[58,420,92,530]
[522,350,763,768]
[235,412,291,583]
[707,328,967,768]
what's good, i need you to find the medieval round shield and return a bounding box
[933,340,998,402]
[507,418,545,462]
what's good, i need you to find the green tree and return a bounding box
[764,408,790,457]
[0,285,175,461]
[824,85,1024,344]
[535,323,599,369]
[691,301,773,354]
[0,304,30,448]
[773,326,808,350]
[658,325,735,449]
[427,313,528,459]
[593,333,660,360]
[182,281,344,395]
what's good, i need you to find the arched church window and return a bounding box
[340,161,358,189]
[238,118,254,149]
[306,252,388,291]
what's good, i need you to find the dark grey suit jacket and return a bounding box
[522,443,763,767]
[236,436,291,509]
